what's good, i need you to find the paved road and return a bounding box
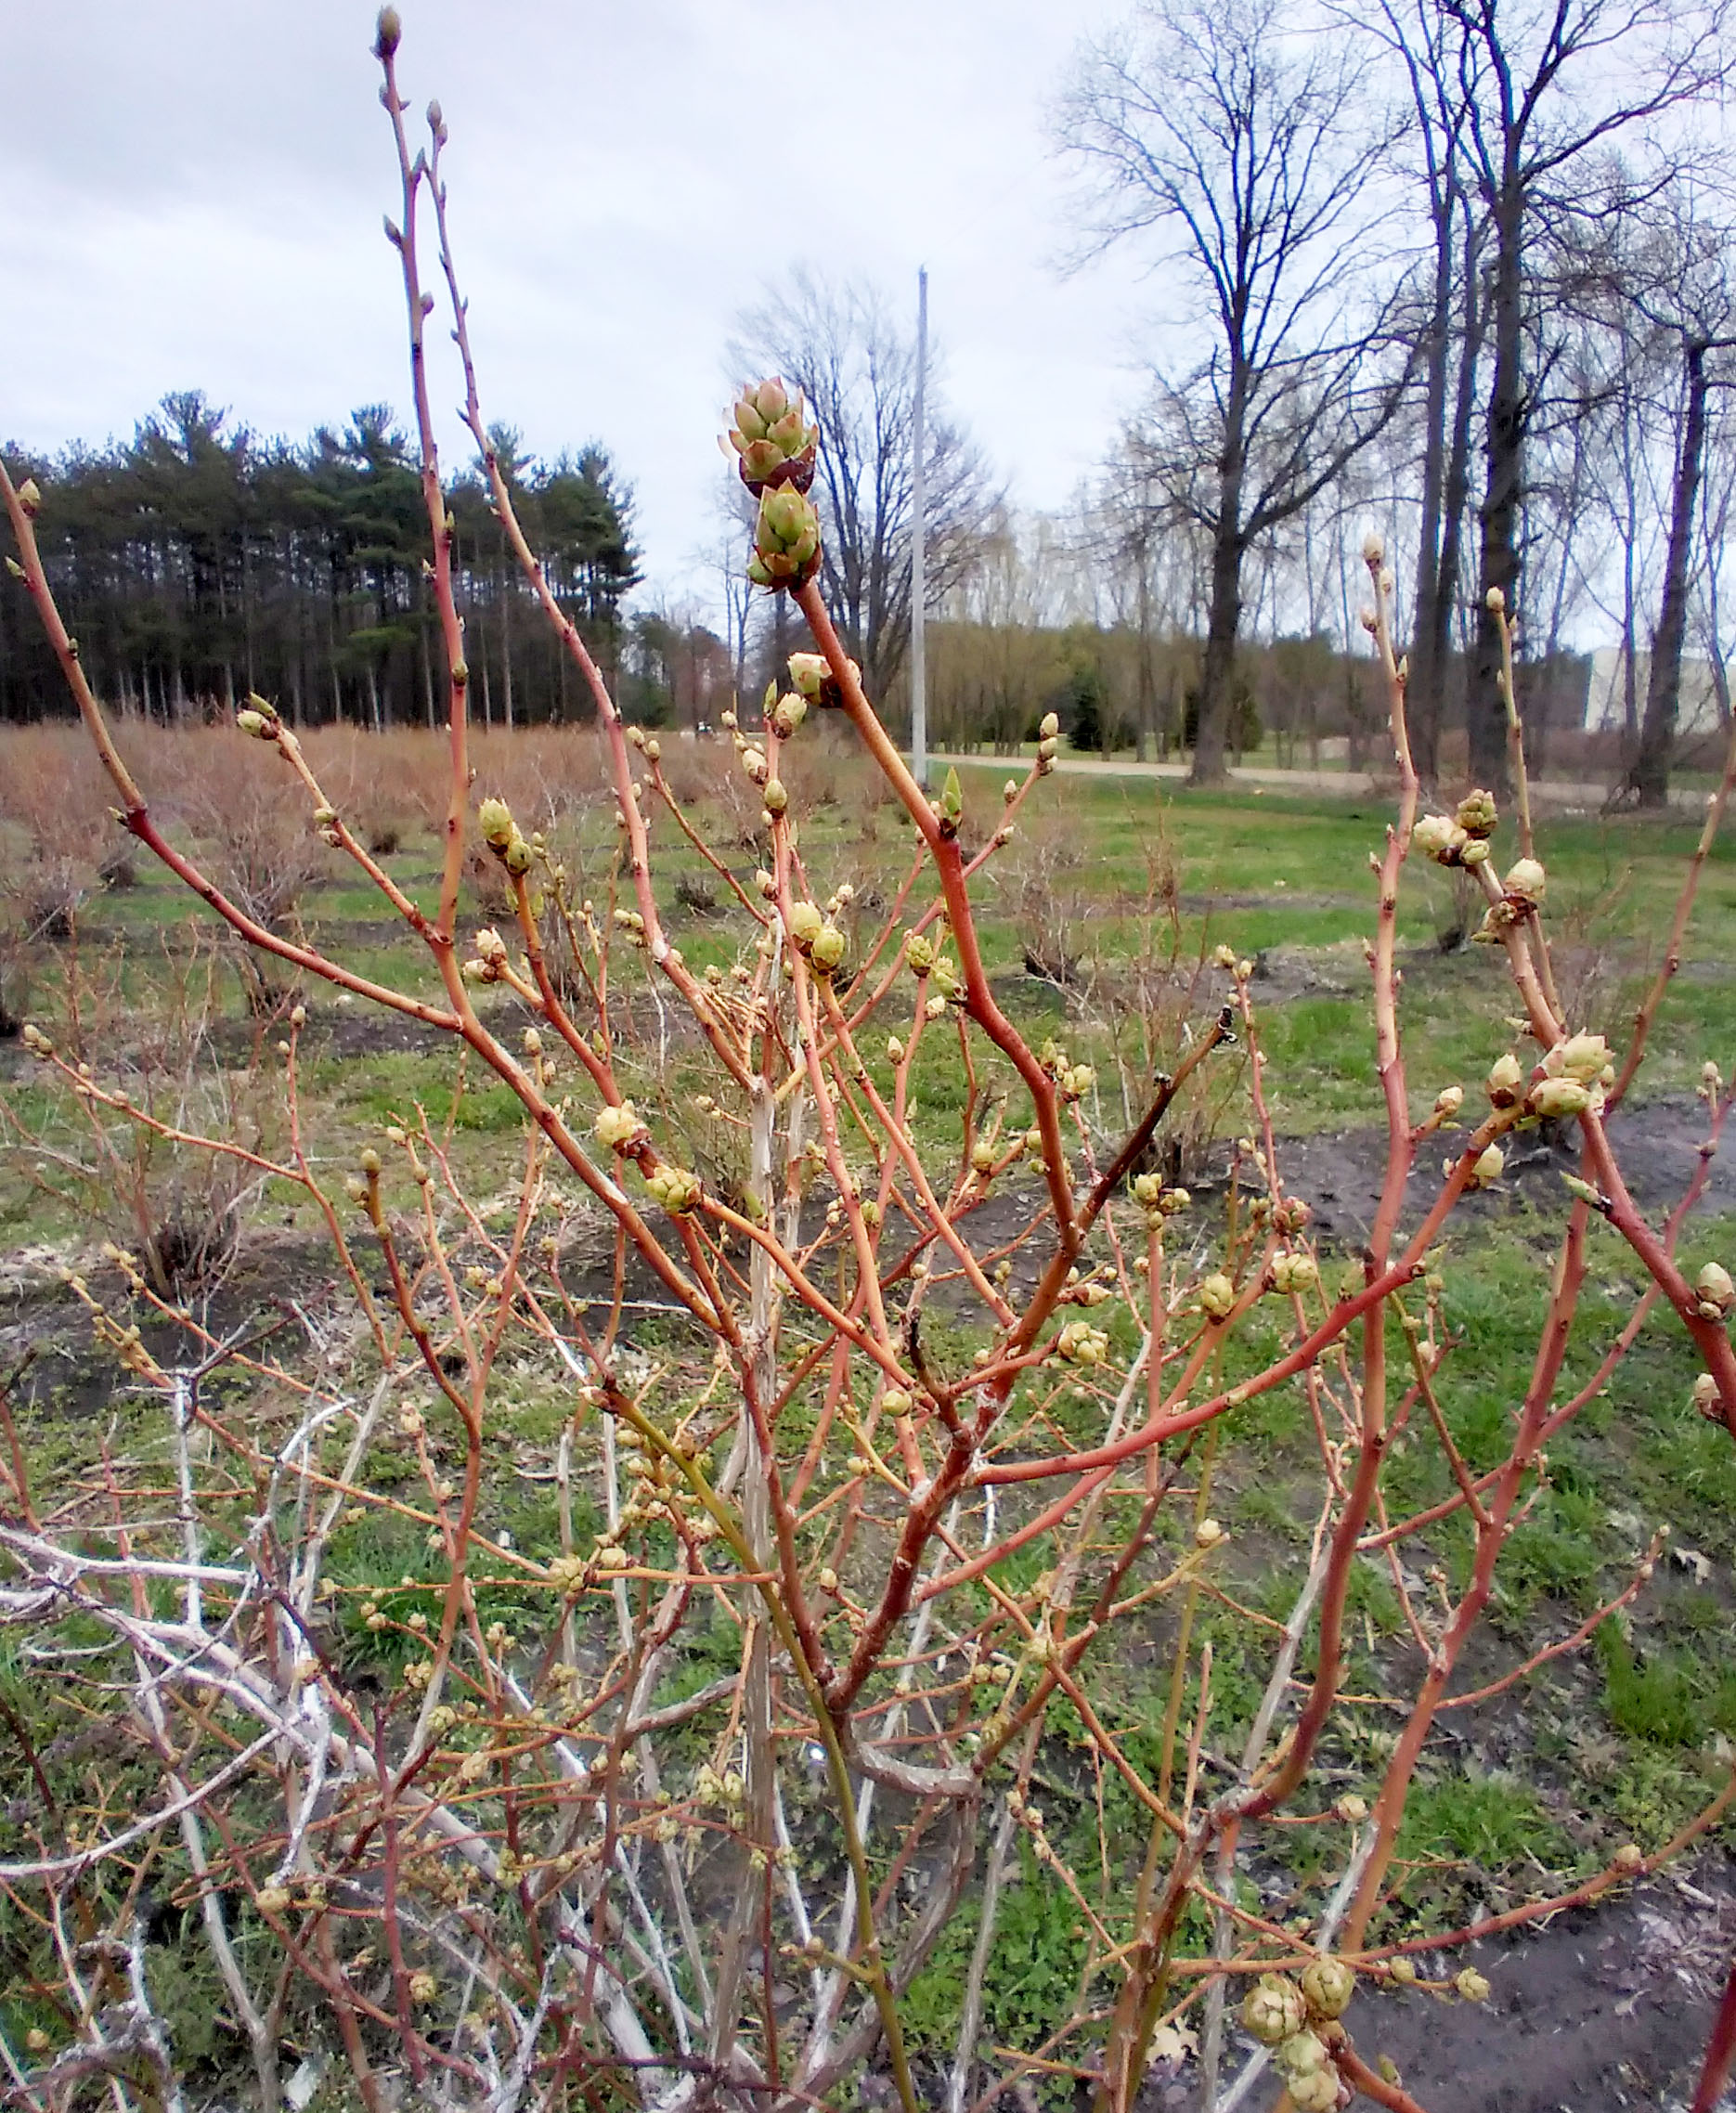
[933,751,1708,812]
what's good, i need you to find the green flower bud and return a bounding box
[1503,856,1546,905]
[750,484,823,587]
[1471,1144,1505,1187]
[503,834,533,876]
[1457,788,1498,837]
[771,691,808,738]
[810,925,848,973]
[788,652,830,698]
[762,778,788,815]
[1276,2030,1328,2078]
[1199,1272,1236,1320]
[1300,1956,1355,2021]
[645,1164,702,1214]
[595,1102,641,1150]
[17,478,43,516]
[1529,1075,1589,1120]
[731,381,819,497]
[1289,2072,1338,2113]
[1486,1052,1523,1106]
[787,901,824,949]
[880,1386,913,1417]
[1696,1260,1734,1313]
[477,797,513,850]
[1557,1032,1610,1082]
[905,932,935,975]
[374,6,402,58]
[1056,1321,1109,1367]
[1454,1966,1490,2003]
[1241,1974,1305,2046]
[1412,812,1466,863]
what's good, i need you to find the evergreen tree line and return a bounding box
[0,394,639,728]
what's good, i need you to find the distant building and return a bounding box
[1582,648,1725,734]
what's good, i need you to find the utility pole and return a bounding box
[910,265,928,787]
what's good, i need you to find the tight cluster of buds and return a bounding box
[1036,711,1061,774]
[747,484,822,590]
[1240,1962,1357,2109]
[644,1164,702,1214]
[1132,1173,1190,1224]
[595,1101,643,1151]
[1056,1320,1110,1367]
[728,378,818,495]
[1242,1973,1306,2044]
[462,926,511,983]
[1276,2036,1340,2111]
[476,795,533,876]
[1490,1032,1613,1123]
[1199,1271,1237,1320]
[1413,788,1497,868]
[234,693,283,743]
[1270,1250,1319,1294]
[1529,1031,1613,1121]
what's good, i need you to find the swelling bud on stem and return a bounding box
[747,485,823,590]
[1529,1075,1591,1120]
[1486,1053,1523,1107]
[728,378,818,496]
[1199,1272,1237,1321]
[1413,812,1468,863]
[1695,1261,1734,1314]
[594,1102,642,1151]
[1241,1974,1305,2046]
[1300,1956,1355,2021]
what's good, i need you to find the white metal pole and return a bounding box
[910,265,928,788]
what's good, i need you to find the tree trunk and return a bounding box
[1135,539,1155,764]
[1408,184,1457,789]
[1190,388,1248,786]
[1469,192,1524,795]
[1632,340,1710,809]
[1191,528,1243,784]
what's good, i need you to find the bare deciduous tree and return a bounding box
[729,271,999,710]
[1056,0,1412,784]
[1437,0,1730,790]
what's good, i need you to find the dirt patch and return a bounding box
[1130,1861,1736,2112]
[1340,1860,1736,2112]
[1190,1095,1736,1251]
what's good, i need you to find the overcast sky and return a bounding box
[5,0,1161,619]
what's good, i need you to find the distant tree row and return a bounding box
[0,394,641,728]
